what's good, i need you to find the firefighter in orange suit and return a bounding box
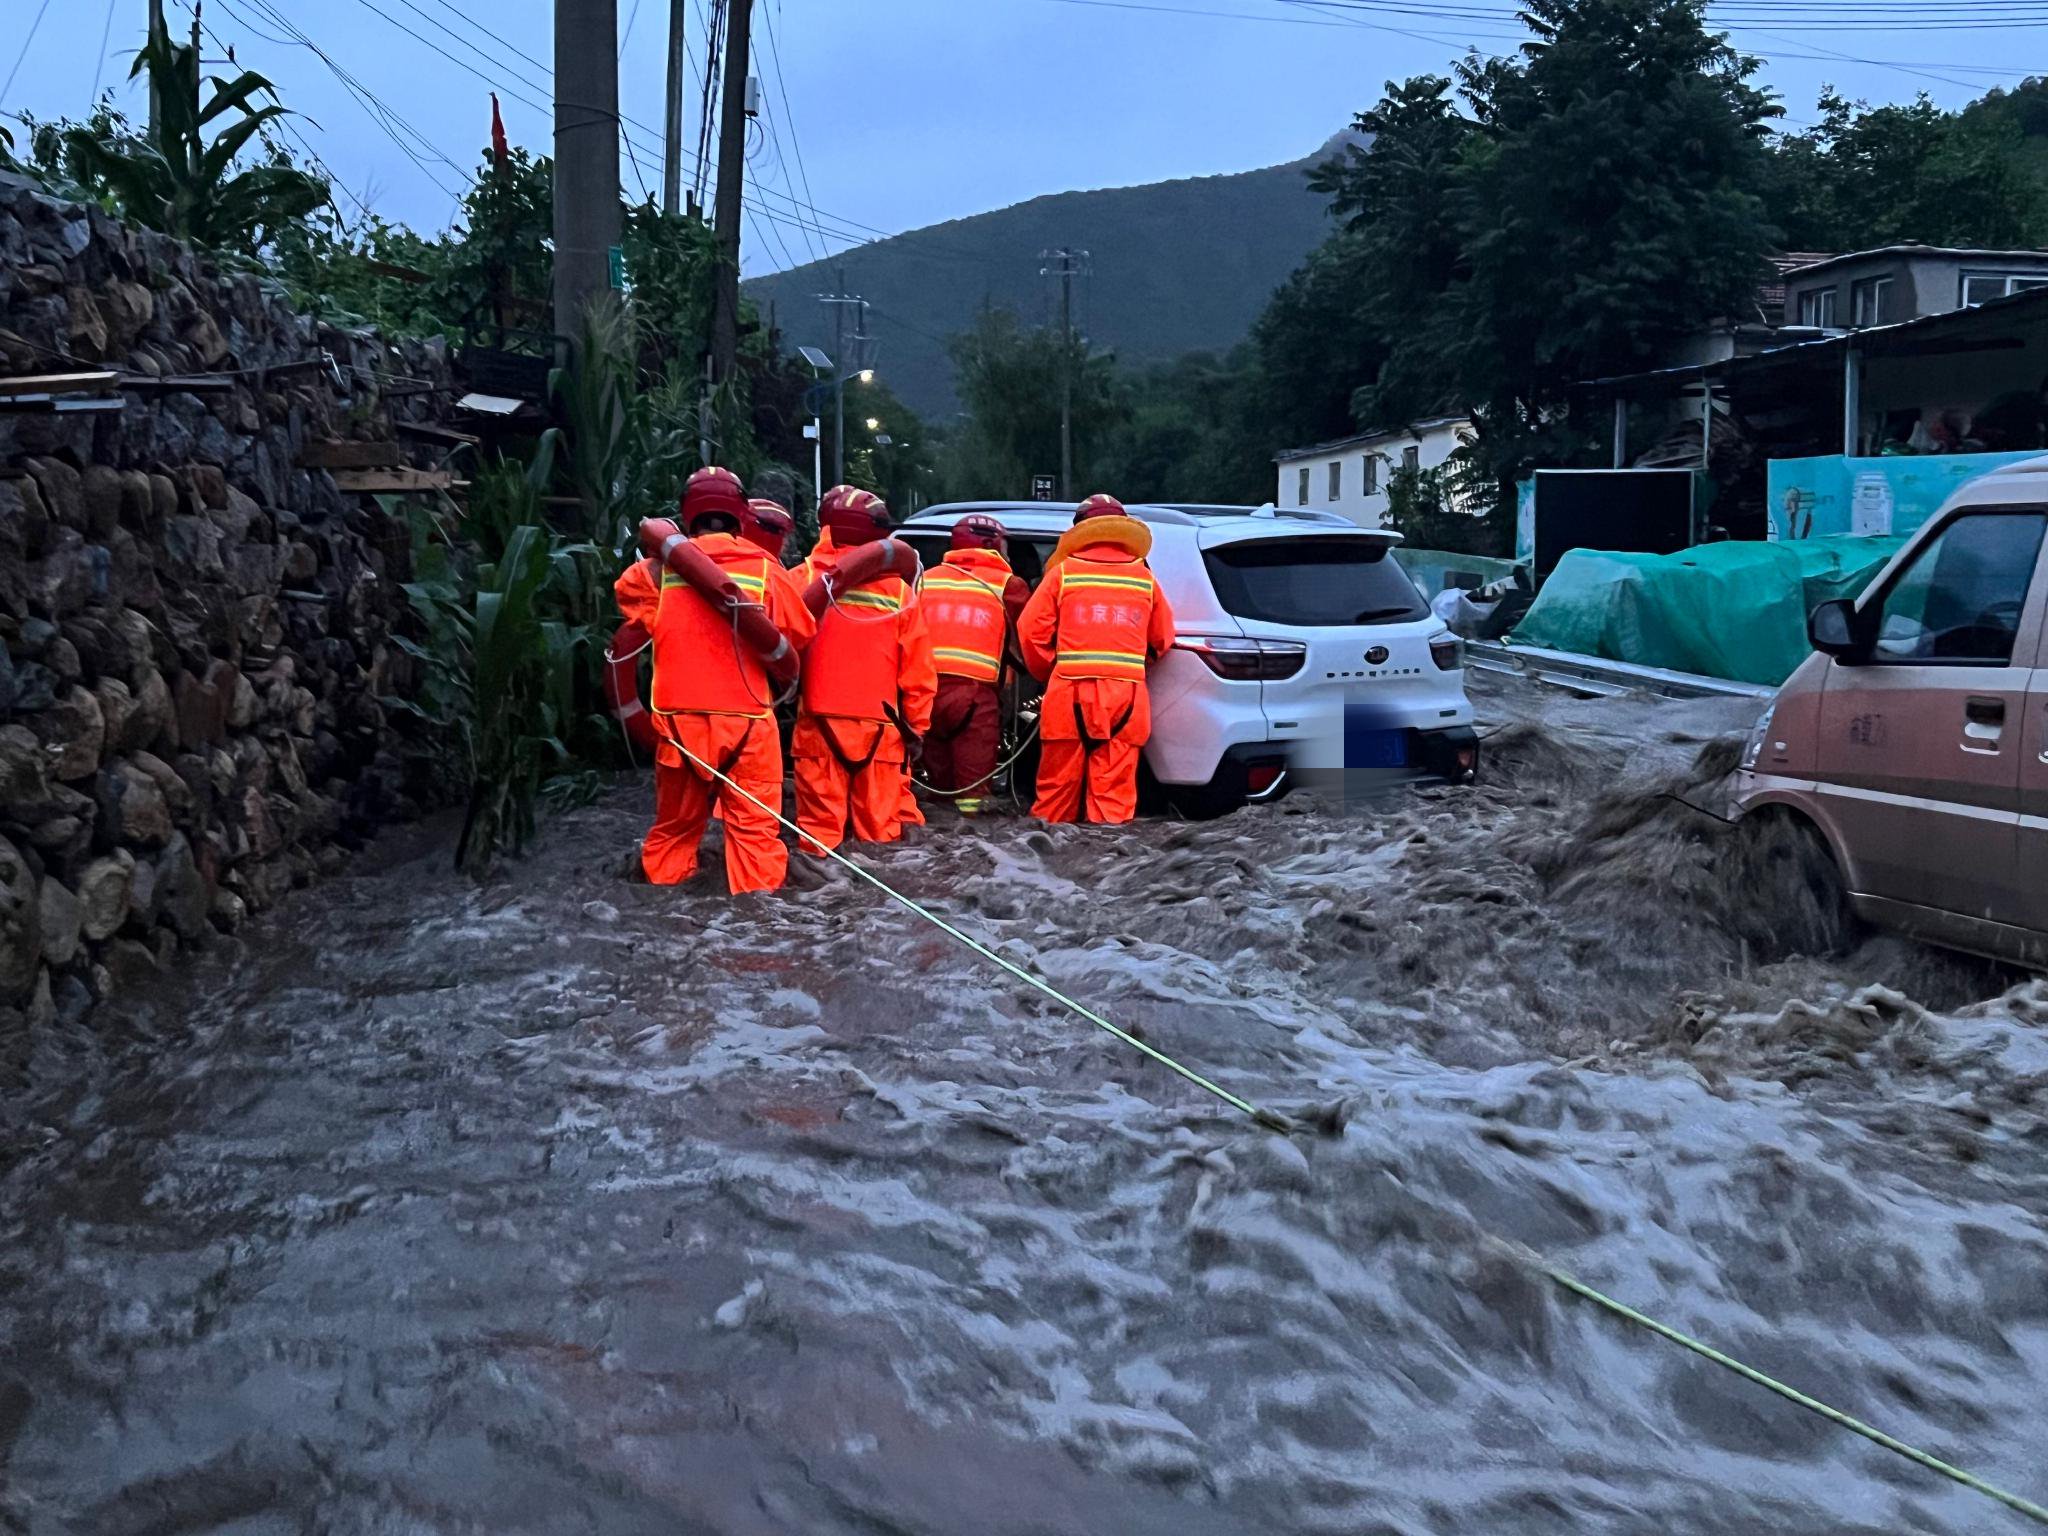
[917,514,1029,814]
[744,497,796,562]
[1018,493,1175,825]
[618,466,815,893]
[793,486,937,851]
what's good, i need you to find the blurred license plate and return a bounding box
[1346,727,1408,769]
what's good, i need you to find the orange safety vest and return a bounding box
[1051,557,1160,681]
[920,548,1013,682]
[648,533,781,717]
[801,537,913,720]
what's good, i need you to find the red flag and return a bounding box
[490,93,509,166]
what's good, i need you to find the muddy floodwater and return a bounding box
[4,674,2047,1535]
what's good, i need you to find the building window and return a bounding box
[1362,454,1379,496]
[1850,275,1891,328]
[1401,445,1420,475]
[1297,466,1310,505]
[1963,271,2048,307]
[1798,287,1838,328]
[1327,461,1342,501]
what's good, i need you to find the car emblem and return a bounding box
[1364,645,1390,665]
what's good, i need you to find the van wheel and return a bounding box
[1745,812,1859,959]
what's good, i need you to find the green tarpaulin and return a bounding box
[1508,536,1908,687]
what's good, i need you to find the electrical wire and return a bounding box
[760,0,832,266]
[91,0,119,104]
[2,0,55,108]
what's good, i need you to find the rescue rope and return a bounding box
[668,737,1279,1127]
[909,719,1042,798]
[647,741,2048,1525]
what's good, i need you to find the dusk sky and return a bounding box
[3,0,2039,275]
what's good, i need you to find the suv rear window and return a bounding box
[900,530,1055,588]
[1202,537,1428,626]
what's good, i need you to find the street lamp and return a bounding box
[865,416,881,432]
[857,369,875,384]
[797,346,833,507]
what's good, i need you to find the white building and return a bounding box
[1273,415,1473,528]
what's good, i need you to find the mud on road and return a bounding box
[4,674,2046,1535]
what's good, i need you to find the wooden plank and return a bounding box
[118,373,238,394]
[327,467,453,494]
[395,420,482,447]
[0,371,118,397]
[299,439,403,470]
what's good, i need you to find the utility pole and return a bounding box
[662,0,686,216]
[705,0,753,451]
[816,269,868,486]
[553,0,622,354]
[147,0,165,134]
[1040,248,1089,499]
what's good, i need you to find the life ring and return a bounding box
[603,619,659,755]
[637,518,800,686]
[1044,514,1152,577]
[802,536,923,617]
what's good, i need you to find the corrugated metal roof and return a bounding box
[1273,414,1471,463]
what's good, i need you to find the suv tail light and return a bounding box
[1429,633,1464,671]
[1174,635,1307,681]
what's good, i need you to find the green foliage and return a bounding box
[1382,453,1507,556]
[392,445,618,876]
[34,14,326,255]
[1766,89,2048,251]
[939,306,1123,499]
[1092,351,1272,505]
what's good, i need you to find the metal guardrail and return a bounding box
[1466,641,1777,701]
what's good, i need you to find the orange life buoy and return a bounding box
[637,518,800,686]
[604,618,658,754]
[802,536,923,617]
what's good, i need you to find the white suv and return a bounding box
[897,502,1478,813]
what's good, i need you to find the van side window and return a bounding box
[1871,512,2046,663]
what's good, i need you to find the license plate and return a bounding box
[1345,726,1409,770]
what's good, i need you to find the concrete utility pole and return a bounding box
[816,270,868,486]
[147,0,165,135]
[662,0,686,215]
[705,0,754,443]
[553,0,623,352]
[1040,248,1090,499]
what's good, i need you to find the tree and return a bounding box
[41,12,326,255]
[940,306,1122,500]
[1765,89,2048,251]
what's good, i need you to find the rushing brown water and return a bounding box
[3,674,2045,1535]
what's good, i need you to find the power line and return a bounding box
[90,0,119,104]
[227,0,466,207]
[179,1,379,222]
[2,0,55,108]
[759,1,831,265]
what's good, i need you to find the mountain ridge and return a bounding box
[745,131,1363,418]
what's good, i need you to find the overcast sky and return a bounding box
[3,0,2038,274]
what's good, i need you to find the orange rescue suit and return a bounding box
[916,547,1029,813]
[615,533,815,892]
[1018,544,1175,825]
[793,529,937,850]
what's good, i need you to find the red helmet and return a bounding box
[951,514,1007,553]
[682,465,747,534]
[822,484,891,546]
[1073,492,1126,524]
[743,498,794,557]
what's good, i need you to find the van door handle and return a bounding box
[1965,696,2006,724]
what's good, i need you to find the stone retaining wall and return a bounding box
[0,174,453,1032]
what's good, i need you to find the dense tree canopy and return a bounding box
[952,0,2048,548]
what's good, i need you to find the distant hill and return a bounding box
[744,132,1363,419]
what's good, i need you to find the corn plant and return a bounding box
[45,12,327,255]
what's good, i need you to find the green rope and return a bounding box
[675,740,1279,1127]
[666,741,2047,1526]
[1538,1264,2048,1526]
